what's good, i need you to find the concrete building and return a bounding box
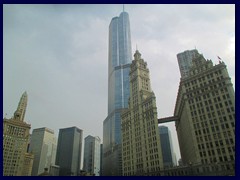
[21,153,34,176]
[159,126,175,167]
[29,127,57,176]
[3,91,33,176]
[174,51,235,175]
[83,135,101,176]
[55,126,83,176]
[121,50,164,176]
[177,49,199,78]
[103,9,132,176]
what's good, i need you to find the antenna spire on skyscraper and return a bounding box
[123,4,125,12]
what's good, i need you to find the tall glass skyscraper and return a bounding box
[103,10,132,176]
[55,127,83,176]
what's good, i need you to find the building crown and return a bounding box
[134,50,142,60]
[13,91,28,122]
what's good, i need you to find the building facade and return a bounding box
[83,135,101,176]
[3,91,33,176]
[159,126,175,168]
[177,49,199,79]
[29,127,57,176]
[174,52,235,175]
[21,153,34,176]
[121,50,164,176]
[103,10,132,176]
[55,126,83,176]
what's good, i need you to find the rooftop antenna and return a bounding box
[123,4,125,12]
[136,44,138,51]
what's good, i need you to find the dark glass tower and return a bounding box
[55,127,83,176]
[103,10,132,176]
[159,126,175,168]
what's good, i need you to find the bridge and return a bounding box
[158,116,179,124]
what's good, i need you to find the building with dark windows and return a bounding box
[103,10,132,176]
[159,126,175,168]
[83,135,101,176]
[3,91,34,176]
[177,49,199,79]
[55,126,83,176]
[174,51,235,175]
[121,50,163,176]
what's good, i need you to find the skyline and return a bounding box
[3,4,235,163]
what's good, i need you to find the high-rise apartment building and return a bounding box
[55,126,83,176]
[29,127,57,176]
[158,126,175,168]
[83,135,101,176]
[3,91,34,176]
[177,49,199,78]
[174,52,235,175]
[121,50,163,176]
[103,10,132,176]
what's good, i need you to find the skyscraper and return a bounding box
[29,127,57,176]
[174,52,235,175]
[83,135,101,176]
[55,126,83,176]
[159,126,175,168]
[103,10,132,176]
[121,50,163,176]
[177,49,199,78]
[3,91,33,176]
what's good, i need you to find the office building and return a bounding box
[3,91,33,176]
[83,135,101,176]
[100,144,103,176]
[121,50,163,176]
[159,126,175,167]
[55,126,83,176]
[174,52,235,175]
[177,49,199,78]
[103,9,132,176]
[29,127,57,176]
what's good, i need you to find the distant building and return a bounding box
[159,126,175,168]
[55,126,83,176]
[3,91,33,176]
[49,165,60,176]
[174,51,235,175]
[103,9,132,176]
[100,144,103,176]
[121,50,164,176]
[29,127,57,176]
[38,167,50,176]
[83,136,101,176]
[178,158,183,166]
[177,49,199,78]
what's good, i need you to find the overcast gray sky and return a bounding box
[3,4,235,163]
